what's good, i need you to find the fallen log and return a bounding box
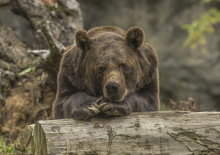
[16,111,220,155]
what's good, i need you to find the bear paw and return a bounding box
[71,104,100,120]
[83,105,100,117]
[94,102,121,116]
[99,103,131,116]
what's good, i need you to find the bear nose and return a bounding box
[105,82,119,95]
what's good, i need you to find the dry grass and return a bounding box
[169,96,202,112]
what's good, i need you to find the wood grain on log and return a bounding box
[17,111,220,155]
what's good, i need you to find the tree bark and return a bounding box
[16,111,220,155]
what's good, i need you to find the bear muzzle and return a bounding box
[103,71,127,102]
[104,86,128,102]
[105,82,119,95]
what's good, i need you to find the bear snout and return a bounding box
[105,82,119,95]
[103,70,127,102]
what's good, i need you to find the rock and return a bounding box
[0,5,35,46]
[0,23,34,69]
[78,0,220,111]
[58,0,83,30]
[0,0,83,138]
[10,0,83,49]
[0,23,33,102]
[0,0,9,6]
[0,68,15,102]
[27,50,50,60]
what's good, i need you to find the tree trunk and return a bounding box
[16,111,220,155]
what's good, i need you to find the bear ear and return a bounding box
[75,30,90,51]
[126,27,145,49]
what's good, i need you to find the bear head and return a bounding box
[74,26,157,102]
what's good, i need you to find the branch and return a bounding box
[40,21,66,55]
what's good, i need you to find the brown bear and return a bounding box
[53,26,159,120]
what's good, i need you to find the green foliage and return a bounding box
[202,0,220,3]
[18,67,36,76]
[182,1,220,53]
[160,103,170,111]
[0,137,14,155]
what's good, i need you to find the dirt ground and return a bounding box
[0,68,55,140]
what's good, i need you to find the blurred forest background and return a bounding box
[0,0,220,145]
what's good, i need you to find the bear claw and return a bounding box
[104,109,121,116]
[94,97,102,104]
[83,105,100,119]
[102,104,113,111]
[94,103,99,108]
[88,106,100,113]
[97,103,107,110]
[83,109,93,116]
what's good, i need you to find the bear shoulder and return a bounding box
[141,43,158,59]
[59,46,82,78]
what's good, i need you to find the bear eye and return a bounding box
[120,63,129,72]
[97,66,105,74]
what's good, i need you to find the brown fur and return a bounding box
[53,26,160,119]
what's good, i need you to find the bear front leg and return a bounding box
[61,92,101,120]
[96,90,159,116]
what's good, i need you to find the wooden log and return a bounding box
[16,111,220,155]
